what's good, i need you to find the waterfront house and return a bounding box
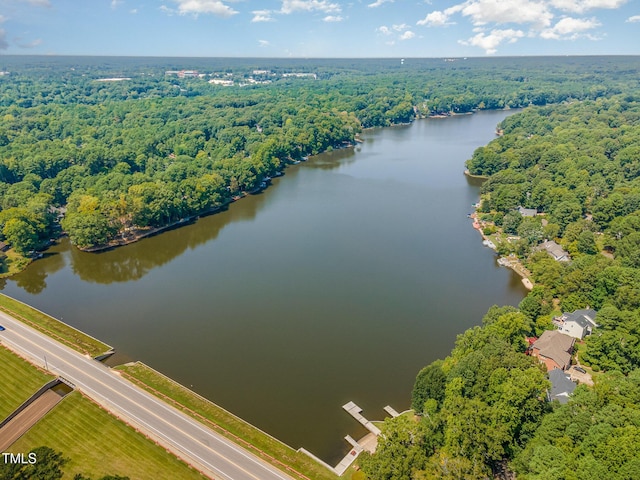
[517,206,538,217]
[548,368,577,404]
[531,330,575,371]
[538,240,571,262]
[553,309,598,339]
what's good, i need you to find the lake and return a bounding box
[1,109,526,463]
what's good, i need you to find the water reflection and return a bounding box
[9,252,65,294]
[34,187,272,285]
[306,146,358,170]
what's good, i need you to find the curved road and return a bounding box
[0,311,294,480]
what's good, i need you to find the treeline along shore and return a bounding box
[1,56,640,274]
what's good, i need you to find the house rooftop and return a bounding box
[548,369,576,404]
[533,330,575,370]
[556,308,598,327]
[517,206,538,217]
[538,240,571,262]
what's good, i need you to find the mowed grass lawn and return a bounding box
[11,392,207,480]
[0,345,53,421]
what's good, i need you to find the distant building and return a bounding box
[548,369,577,404]
[208,79,234,86]
[166,70,199,78]
[95,77,131,82]
[531,330,575,371]
[554,309,598,339]
[517,206,538,217]
[538,240,571,262]
[282,73,317,79]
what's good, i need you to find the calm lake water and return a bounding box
[1,110,526,463]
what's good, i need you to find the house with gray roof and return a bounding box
[538,240,571,262]
[554,309,598,339]
[548,369,577,404]
[517,206,538,217]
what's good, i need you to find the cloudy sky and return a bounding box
[0,0,638,57]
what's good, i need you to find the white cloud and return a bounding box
[129,8,138,14]
[111,0,123,9]
[171,0,238,17]
[392,23,409,31]
[252,10,275,22]
[540,16,601,39]
[419,0,626,53]
[378,25,392,35]
[258,39,270,47]
[459,0,553,28]
[460,28,524,54]
[417,10,452,26]
[280,0,341,14]
[368,0,393,7]
[399,30,416,40]
[550,0,628,14]
[324,15,344,21]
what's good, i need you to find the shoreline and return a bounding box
[12,107,509,267]
[469,208,534,291]
[464,169,489,180]
[80,145,357,254]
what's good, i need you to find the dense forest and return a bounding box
[0,56,639,259]
[359,96,640,479]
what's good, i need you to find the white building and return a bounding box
[554,309,598,339]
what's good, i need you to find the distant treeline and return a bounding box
[0,56,639,253]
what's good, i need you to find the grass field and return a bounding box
[0,293,110,357]
[117,362,344,480]
[10,392,207,480]
[0,345,53,421]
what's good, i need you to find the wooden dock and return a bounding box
[342,401,381,436]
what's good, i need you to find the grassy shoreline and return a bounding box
[116,361,342,480]
[0,293,111,357]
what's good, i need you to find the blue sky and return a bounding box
[0,0,638,57]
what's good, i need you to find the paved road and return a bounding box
[0,312,294,480]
